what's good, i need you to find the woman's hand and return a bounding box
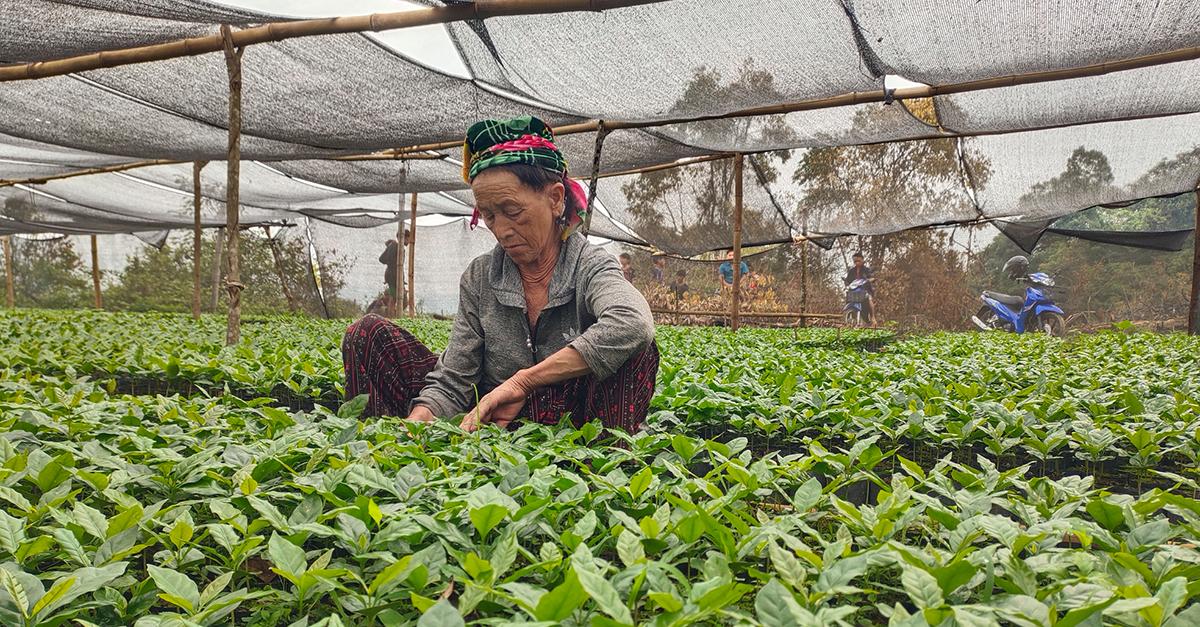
[406,404,436,423]
[460,375,532,432]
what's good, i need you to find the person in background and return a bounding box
[669,269,688,301]
[343,115,658,433]
[366,235,407,316]
[843,251,875,321]
[619,253,635,283]
[650,256,667,283]
[718,250,749,290]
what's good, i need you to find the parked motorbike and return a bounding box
[971,258,1066,336]
[844,278,871,326]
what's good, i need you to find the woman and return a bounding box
[342,116,658,432]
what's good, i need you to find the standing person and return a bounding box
[342,115,658,432]
[843,252,875,322]
[718,250,749,291]
[650,256,667,283]
[618,253,635,283]
[366,236,404,316]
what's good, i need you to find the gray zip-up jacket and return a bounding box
[413,233,655,417]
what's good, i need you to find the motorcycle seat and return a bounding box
[983,290,1024,308]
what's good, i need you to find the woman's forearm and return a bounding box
[511,346,591,391]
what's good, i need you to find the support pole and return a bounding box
[222,25,245,346]
[1190,188,1200,334]
[392,196,405,318]
[191,160,206,320]
[265,227,298,312]
[210,227,223,311]
[799,205,809,328]
[3,236,13,308]
[731,154,744,331]
[89,234,102,309]
[407,193,418,316]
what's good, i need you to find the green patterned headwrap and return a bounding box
[462,116,567,181]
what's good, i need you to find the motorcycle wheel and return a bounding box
[844,310,860,327]
[1037,312,1066,337]
[974,306,999,329]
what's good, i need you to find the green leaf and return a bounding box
[246,496,289,531]
[417,599,464,627]
[105,504,143,539]
[534,570,587,622]
[268,533,307,578]
[755,579,806,627]
[628,466,653,499]
[768,542,806,588]
[29,576,74,618]
[1086,499,1124,532]
[648,591,682,613]
[792,477,822,511]
[616,530,643,567]
[469,504,508,539]
[933,560,977,596]
[338,394,371,421]
[572,547,632,625]
[73,501,109,542]
[148,565,199,613]
[0,511,26,556]
[901,565,944,609]
[0,568,29,618]
[368,556,413,596]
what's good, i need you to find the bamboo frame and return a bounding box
[0,159,180,189]
[390,195,405,318]
[650,308,841,320]
[407,193,418,316]
[223,26,245,346]
[730,154,744,332]
[2,236,12,308]
[191,160,206,320]
[89,234,102,308]
[0,0,666,82]
[210,227,223,310]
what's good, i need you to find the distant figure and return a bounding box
[843,251,875,321]
[619,253,635,283]
[650,256,667,283]
[669,270,689,301]
[718,251,748,290]
[366,236,405,316]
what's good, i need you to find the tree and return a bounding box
[791,105,992,328]
[620,62,796,256]
[104,228,358,317]
[2,196,91,309]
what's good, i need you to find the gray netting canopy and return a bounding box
[0,0,1198,255]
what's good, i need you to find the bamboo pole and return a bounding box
[800,242,809,329]
[407,193,418,316]
[1189,188,1200,335]
[392,196,405,318]
[0,0,667,82]
[210,227,223,310]
[223,26,245,346]
[191,160,206,320]
[3,236,14,308]
[730,154,744,332]
[0,159,181,189]
[650,307,841,320]
[89,234,102,309]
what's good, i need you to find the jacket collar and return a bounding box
[489,233,586,311]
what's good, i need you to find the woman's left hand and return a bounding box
[460,375,532,432]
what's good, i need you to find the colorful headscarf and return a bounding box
[462,116,588,240]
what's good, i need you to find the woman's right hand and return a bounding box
[406,405,436,423]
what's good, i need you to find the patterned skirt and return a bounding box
[341,314,659,432]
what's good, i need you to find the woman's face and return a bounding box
[472,168,564,267]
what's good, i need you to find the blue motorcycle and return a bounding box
[971,256,1066,336]
[844,278,871,326]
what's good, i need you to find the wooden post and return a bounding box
[407,193,418,316]
[1190,189,1200,334]
[192,160,206,320]
[731,154,744,331]
[265,227,299,312]
[392,197,405,318]
[89,234,102,309]
[210,227,223,311]
[222,25,245,345]
[2,236,13,308]
[800,241,809,328]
